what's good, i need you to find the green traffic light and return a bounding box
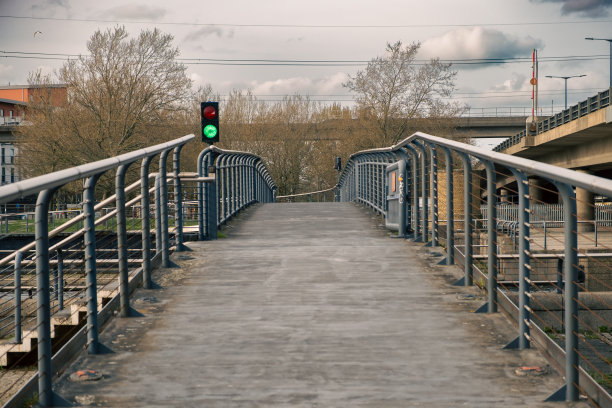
[203,124,218,139]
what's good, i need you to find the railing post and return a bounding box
[475,160,498,314]
[116,163,131,317]
[207,158,218,240]
[439,147,454,266]
[413,140,429,242]
[547,181,580,402]
[485,161,498,313]
[84,174,101,354]
[217,156,223,226]
[141,156,153,289]
[427,143,439,247]
[35,188,56,407]
[57,249,64,311]
[457,152,473,286]
[505,169,531,350]
[404,145,420,240]
[159,149,171,268]
[197,150,208,240]
[155,174,162,256]
[231,156,238,216]
[173,145,186,252]
[14,250,22,344]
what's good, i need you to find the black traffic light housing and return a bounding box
[201,101,219,144]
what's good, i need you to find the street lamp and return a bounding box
[545,74,586,109]
[585,37,612,88]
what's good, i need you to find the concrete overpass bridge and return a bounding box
[493,88,612,175]
[1,132,612,407]
[487,88,611,228]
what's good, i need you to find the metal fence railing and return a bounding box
[0,134,195,407]
[197,146,276,241]
[276,187,336,203]
[0,138,276,408]
[493,87,611,153]
[460,107,530,118]
[336,131,612,405]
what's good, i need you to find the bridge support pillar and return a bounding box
[575,169,595,232]
[528,177,544,204]
[500,188,509,203]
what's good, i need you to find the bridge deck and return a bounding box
[55,203,576,407]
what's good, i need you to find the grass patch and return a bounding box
[589,371,612,388]
[581,330,599,340]
[544,327,559,340]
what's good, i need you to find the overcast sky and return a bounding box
[1,0,611,118]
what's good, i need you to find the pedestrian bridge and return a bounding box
[52,203,566,407]
[0,133,611,407]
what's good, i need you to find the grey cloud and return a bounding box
[184,27,233,42]
[420,27,544,69]
[101,4,167,20]
[530,0,612,17]
[491,73,528,92]
[32,0,71,15]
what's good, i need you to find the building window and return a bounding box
[10,168,15,183]
[10,149,14,164]
[0,109,3,117]
[1,168,5,185]
[9,110,13,118]
[1,148,4,165]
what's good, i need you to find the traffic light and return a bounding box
[201,101,219,144]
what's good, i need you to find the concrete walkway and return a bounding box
[55,203,587,407]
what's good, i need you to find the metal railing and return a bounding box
[493,87,611,152]
[461,106,530,118]
[0,117,23,126]
[0,140,276,407]
[0,134,195,407]
[337,131,612,405]
[197,146,276,241]
[276,187,336,202]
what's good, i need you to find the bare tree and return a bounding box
[344,41,465,146]
[17,26,192,195]
[215,92,320,196]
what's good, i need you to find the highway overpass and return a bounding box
[494,88,612,177]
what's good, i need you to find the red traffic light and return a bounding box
[202,105,217,120]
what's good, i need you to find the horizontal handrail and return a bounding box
[276,186,335,199]
[343,131,612,198]
[0,135,194,204]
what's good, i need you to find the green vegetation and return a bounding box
[589,371,612,388]
[581,330,599,340]
[543,327,559,340]
[21,392,38,408]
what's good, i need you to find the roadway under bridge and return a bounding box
[52,202,571,407]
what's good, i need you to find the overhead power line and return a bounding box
[0,50,609,66]
[1,14,612,28]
